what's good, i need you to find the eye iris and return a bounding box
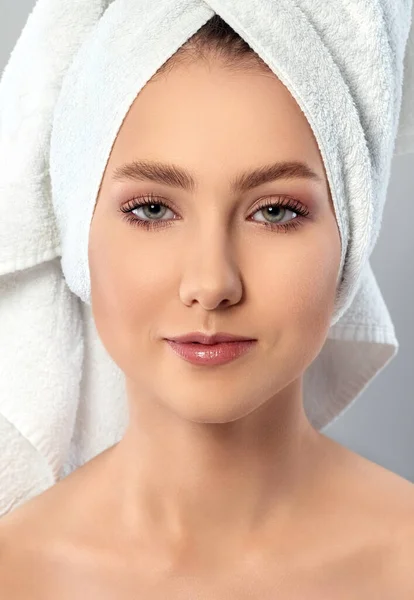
[143,204,166,219]
[264,206,284,222]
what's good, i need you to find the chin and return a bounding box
[161,392,263,425]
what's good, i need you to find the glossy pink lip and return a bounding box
[165,339,257,366]
[166,332,255,345]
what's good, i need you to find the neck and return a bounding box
[102,378,327,568]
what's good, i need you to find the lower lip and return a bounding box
[165,340,257,366]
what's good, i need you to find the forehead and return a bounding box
[104,60,327,190]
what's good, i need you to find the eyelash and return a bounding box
[118,192,310,233]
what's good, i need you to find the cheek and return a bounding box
[89,238,174,376]
[88,217,138,355]
[256,228,341,359]
[88,225,170,340]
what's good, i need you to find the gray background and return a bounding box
[1,0,413,481]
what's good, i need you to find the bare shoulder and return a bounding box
[392,522,414,597]
[385,490,414,596]
[0,515,52,599]
[320,435,414,594]
[0,453,109,599]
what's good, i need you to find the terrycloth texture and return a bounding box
[395,8,414,157]
[0,0,413,515]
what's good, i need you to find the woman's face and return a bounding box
[88,58,341,424]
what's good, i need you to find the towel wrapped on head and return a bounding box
[0,0,413,515]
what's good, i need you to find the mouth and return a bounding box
[165,338,257,366]
[166,332,256,345]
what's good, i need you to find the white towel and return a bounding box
[0,0,412,516]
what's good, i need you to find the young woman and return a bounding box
[1,15,413,598]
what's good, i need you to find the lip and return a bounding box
[165,339,257,366]
[165,332,256,345]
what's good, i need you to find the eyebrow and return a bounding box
[111,159,324,193]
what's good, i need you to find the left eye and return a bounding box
[251,204,295,224]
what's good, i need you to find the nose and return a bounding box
[179,230,243,310]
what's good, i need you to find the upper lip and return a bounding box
[166,332,255,345]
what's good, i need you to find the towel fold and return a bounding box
[0,0,412,515]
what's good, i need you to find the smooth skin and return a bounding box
[0,57,413,598]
